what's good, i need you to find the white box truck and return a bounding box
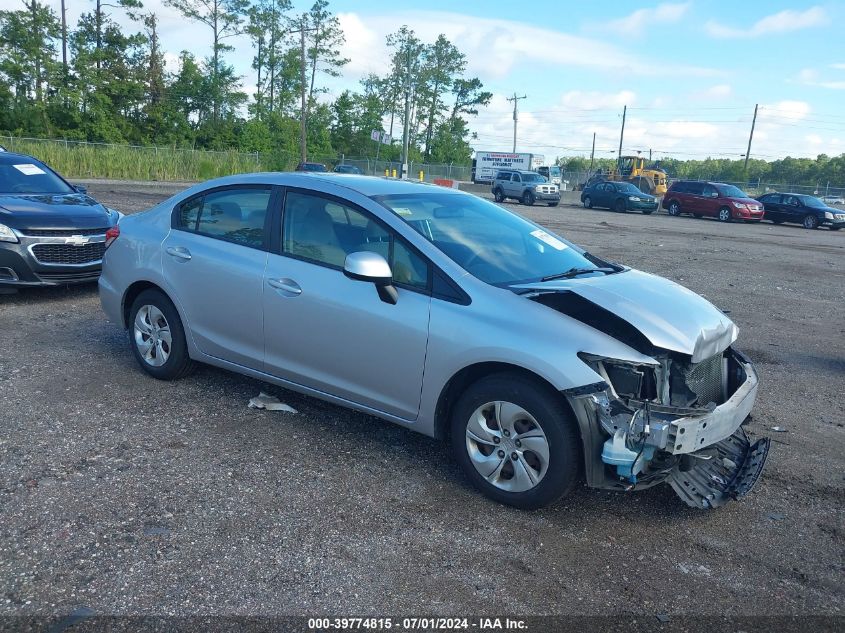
[472,152,544,183]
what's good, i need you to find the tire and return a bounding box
[667,200,681,216]
[548,202,559,207]
[493,188,505,203]
[450,372,581,510]
[718,207,733,222]
[128,289,195,380]
[614,198,626,213]
[583,196,593,209]
[830,226,841,231]
[522,190,535,206]
[802,214,819,230]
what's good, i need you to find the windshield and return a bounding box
[616,182,641,193]
[800,196,826,208]
[522,173,546,183]
[0,160,73,194]
[374,192,608,285]
[716,184,749,198]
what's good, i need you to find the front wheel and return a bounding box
[493,188,505,203]
[522,190,535,206]
[129,289,195,380]
[803,214,819,230]
[718,207,733,222]
[583,196,593,209]
[668,200,681,216]
[450,373,581,509]
[614,199,626,213]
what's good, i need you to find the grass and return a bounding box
[2,137,275,182]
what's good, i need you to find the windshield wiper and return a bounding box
[541,267,616,282]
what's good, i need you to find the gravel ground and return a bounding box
[1,181,843,620]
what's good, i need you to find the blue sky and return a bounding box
[5,0,844,160]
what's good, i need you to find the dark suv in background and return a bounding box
[756,192,844,230]
[662,181,764,222]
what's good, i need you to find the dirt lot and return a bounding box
[1,181,843,620]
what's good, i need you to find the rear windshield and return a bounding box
[0,160,73,194]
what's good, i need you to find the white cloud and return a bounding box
[705,6,827,38]
[829,63,845,70]
[795,68,845,90]
[605,2,691,36]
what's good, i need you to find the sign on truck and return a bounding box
[473,152,543,183]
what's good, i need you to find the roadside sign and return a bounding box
[371,130,381,142]
[381,133,391,145]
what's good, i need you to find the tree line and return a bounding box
[0,0,491,166]
[559,154,845,189]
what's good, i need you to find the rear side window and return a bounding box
[687,182,705,195]
[176,187,272,248]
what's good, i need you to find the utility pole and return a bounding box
[506,93,527,152]
[60,0,68,79]
[292,18,318,164]
[617,105,627,169]
[401,45,412,179]
[744,104,758,171]
[649,148,652,161]
[588,132,596,174]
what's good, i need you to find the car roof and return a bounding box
[497,169,538,175]
[186,172,463,198]
[0,151,44,164]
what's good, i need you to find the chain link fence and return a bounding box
[0,135,473,183]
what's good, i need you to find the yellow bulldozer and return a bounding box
[589,155,668,196]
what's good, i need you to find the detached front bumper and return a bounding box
[566,348,770,509]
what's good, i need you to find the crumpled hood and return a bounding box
[0,193,113,230]
[516,269,738,362]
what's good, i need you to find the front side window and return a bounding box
[177,187,272,248]
[716,184,750,198]
[375,192,610,286]
[282,191,429,289]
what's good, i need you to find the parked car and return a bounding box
[0,151,122,291]
[821,195,845,206]
[662,181,764,222]
[334,164,363,174]
[295,162,328,172]
[580,180,658,214]
[100,173,769,510]
[756,192,844,230]
[492,169,560,206]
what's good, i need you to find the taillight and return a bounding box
[104,225,120,249]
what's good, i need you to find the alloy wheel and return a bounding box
[133,304,172,367]
[669,202,680,216]
[719,208,732,222]
[465,401,550,493]
[803,214,818,229]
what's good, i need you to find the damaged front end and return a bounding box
[566,348,770,509]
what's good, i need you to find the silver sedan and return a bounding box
[99,173,769,510]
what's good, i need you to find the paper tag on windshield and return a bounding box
[13,163,46,176]
[393,207,413,216]
[530,229,567,251]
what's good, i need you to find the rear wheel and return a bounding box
[668,200,681,216]
[450,373,581,509]
[802,214,819,230]
[129,289,195,380]
[718,207,733,222]
[583,196,593,209]
[522,190,535,206]
[493,188,505,203]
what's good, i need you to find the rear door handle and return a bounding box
[267,278,302,296]
[165,246,192,261]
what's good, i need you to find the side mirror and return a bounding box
[74,184,88,194]
[343,251,398,304]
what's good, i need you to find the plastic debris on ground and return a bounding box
[248,392,298,413]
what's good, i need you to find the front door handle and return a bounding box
[165,246,192,261]
[267,277,302,296]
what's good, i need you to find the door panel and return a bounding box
[162,186,273,369]
[262,189,431,420]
